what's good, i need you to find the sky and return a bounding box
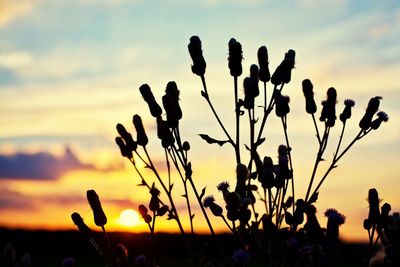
[0,0,399,242]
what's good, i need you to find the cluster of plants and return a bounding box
[70,36,391,267]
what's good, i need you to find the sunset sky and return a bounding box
[0,0,399,242]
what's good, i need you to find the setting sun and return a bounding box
[117,209,141,227]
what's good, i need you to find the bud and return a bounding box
[149,185,161,212]
[282,49,295,84]
[162,81,182,128]
[139,84,162,117]
[188,36,206,76]
[156,117,175,148]
[363,219,372,230]
[228,38,243,77]
[370,111,389,130]
[324,208,346,241]
[203,195,223,217]
[71,212,93,239]
[116,123,137,152]
[87,190,107,227]
[368,188,380,224]
[115,137,133,158]
[302,79,317,114]
[275,93,290,117]
[259,156,274,189]
[235,164,248,197]
[320,87,337,127]
[359,96,382,130]
[132,115,148,146]
[257,46,270,82]
[243,65,259,109]
[182,141,190,151]
[339,99,355,123]
[138,205,148,217]
[217,181,230,199]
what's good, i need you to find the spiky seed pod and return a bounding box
[302,79,317,114]
[275,92,290,117]
[359,96,382,130]
[116,123,137,152]
[235,164,248,197]
[115,137,132,158]
[132,115,148,146]
[71,212,93,239]
[368,188,380,224]
[257,46,270,82]
[138,205,148,217]
[86,190,107,227]
[339,99,355,123]
[370,111,389,130]
[162,81,182,128]
[217,181,230,199]
[228,38,243,77]
[139,84,162,117]
[188,36,206,76]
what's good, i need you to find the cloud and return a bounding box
[0,146,97,180]
[0,0,38,26]
[0,188,36,210]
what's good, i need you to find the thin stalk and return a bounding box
[200,75,234,146]
[310,129,365,198]
[221,215,235,233]
[311,114,322,145]
[281,116,295,215]
[304,124,330,202]
[234,75,241,164]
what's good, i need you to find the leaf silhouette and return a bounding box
[198,134,229,146]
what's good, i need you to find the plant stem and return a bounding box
[234,75,241,164]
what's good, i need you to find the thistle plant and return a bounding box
[70,36,390,266]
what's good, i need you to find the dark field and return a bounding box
[0,228,370,267]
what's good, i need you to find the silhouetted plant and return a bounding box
[70,36,390,267]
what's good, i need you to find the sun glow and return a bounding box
[117,209,141,227]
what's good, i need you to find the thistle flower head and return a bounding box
[116,123,137,152]
[115,137,132,158]
[376,111,389,122]
[275,93,290,117]
[188,35,206,76]
[370,111,389,130]
[324,208,346,225]
[162,81,182,128]
[339,99,355,123]
[203,195,215,208]
[149,185,160,196]
[217,181,230,192]
[86,190,107,227]
[359,96,382,129]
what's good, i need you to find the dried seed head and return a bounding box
[228,38,243,77]
[203,195,215,208]
[132,115,148,146]
[302,79,317,114]
[217,181,230,192]
[86,190,108,227]
[370,111,389,130]
[115,137,132,158]
[116,123,137,152]
[359,96,382,129]
[339,99,355,123]
[275,93,290,117]
[162,81,182,128]
[138,205,148,217]
[139,84,162,117]
[257,46,270,82]
[71,212,93,239]
[320,87,337,127]
[324,208,346,225]
[236,164,248,181]
[188,35,206,76]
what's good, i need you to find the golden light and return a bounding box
[117,209,140,227]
